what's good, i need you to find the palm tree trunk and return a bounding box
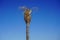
[26,23,30,40]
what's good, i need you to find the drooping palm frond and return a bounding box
[19,6,27,11]
[31,7,39,11]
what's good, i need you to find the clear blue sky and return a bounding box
[0,0,60,40]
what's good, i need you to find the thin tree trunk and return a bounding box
[26,23,30,40]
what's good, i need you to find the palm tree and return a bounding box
[24,9,31,40]
[20,6,32,40]
[20,6,38,40]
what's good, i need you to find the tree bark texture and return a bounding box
[26,23,30,40]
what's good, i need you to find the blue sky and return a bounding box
[0,0,60,40]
